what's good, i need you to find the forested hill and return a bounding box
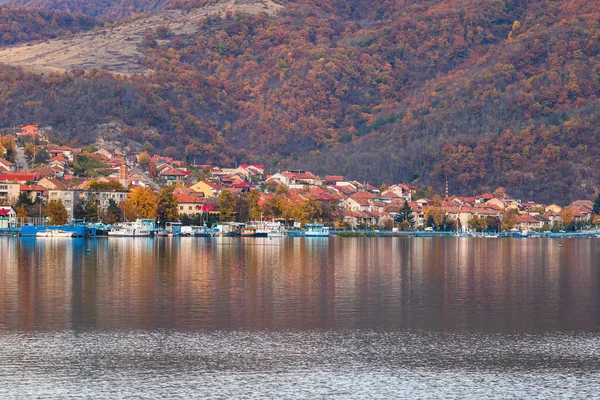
[0,0,599,203]
[0,7,100,45]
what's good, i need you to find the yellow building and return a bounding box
[189,180,220,198]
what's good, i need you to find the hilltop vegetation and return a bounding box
[0,0,599,203]
[0,6,100,46]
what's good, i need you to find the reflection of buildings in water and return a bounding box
[0,238,75,330]
[0,239,20,329]
[2,237,599,332]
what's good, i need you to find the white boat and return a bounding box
[108,219,155,237]
[36,229,74,238]
[304,223,330,237]
[181,225,212,237]
[257,221,286,237]
[212,222,244,237]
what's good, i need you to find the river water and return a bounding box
[0,237,599,398]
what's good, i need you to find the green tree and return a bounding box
[235,193,249,222]
[45,199,68,225]
[156,186,179,227]
[593,193,600,216]
[33,148,50,164]
[89,180,125,191]
[16,192,33,207]
[218,190,236,222]
[394,200,415,228]
[83,197,99,222]
[104,198,122,224]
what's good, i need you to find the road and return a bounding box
[14,146,28,171]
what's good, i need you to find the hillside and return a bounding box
[0,1,283,74]
[0,6,99,47]
[0,0,598,203]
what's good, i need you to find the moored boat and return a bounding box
[257,221,286,237]
[36,229,75,238]
[108,219,155,237]
[213,222,244,237]
[181,225,213,237]
[304,223,330,237]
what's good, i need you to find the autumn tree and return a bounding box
[137,151,152,169]
[0,135,15,162]
[274,184,288,196]
[501,210,517,231]
[262,195,281,220]
[426,206,444,230]
[123,186,157,220]
[468,216,487,232]
[156,186,179,227]
[559,207,574,228]
[218,190,235,222]
[149,162,158,178]
[45,199,68,225]
[493,187,509,200]
[299,196,322,225]
[15,205,28,219]
[247,189,262,221]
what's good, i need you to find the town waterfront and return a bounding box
[1,237,599,398]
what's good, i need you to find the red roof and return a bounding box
[0,172,37,182]
[20,184,47,191]
[0,209,10,216]
[232,181,251,188]
[160,168,187,176]
[175,192,202,204]
[351,191,375,200]
[515,214,539,223]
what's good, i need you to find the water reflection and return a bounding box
[0,237,599,332]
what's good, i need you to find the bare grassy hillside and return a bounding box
[0,0,282,75]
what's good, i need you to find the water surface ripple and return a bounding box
[0,237,599,398]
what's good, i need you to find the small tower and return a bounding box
[445,177,449,198]
[119,165,129,189]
